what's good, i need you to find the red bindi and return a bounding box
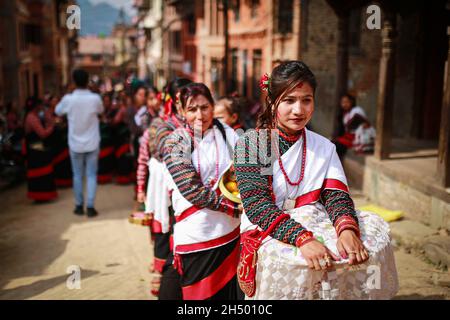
[297,82,303,89]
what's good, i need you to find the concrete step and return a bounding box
[423,235,450,269]
[389,220,450,269]
[389,220,438,249]
[343,154,365,191]
[345,156,450,269]
[431,273,450,288]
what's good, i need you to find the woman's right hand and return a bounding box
[299,240,341,271]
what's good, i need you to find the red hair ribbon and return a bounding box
[163,93,173,117]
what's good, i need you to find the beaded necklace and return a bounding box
[276,128,307,186]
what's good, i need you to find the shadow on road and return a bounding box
[0,182,134,298]
[0,269,99,300]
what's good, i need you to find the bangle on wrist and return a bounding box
[337,225,360,237]
[335,216,360,237]
[295,231,314,247]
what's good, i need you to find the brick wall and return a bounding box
[391,11,421,138]
[300,1,384,138]
[301,1,428,139]
[300,0,339,137]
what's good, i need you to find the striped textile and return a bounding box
[148,116,180,162]
[136,128,150,193]
[162,122,240,216]
[234,127,359,247]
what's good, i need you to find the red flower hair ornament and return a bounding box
[259,73,270,92]
[163,93,173,116]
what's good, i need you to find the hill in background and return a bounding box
[77,0,131,36]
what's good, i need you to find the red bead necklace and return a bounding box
[276,128,307,186]
[278,128,301,143]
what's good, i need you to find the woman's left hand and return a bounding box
[336,230,369,265]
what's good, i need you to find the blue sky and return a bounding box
[88,0,136,16]
[77,0,135,36]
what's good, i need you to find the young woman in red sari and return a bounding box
[23,97,57,202]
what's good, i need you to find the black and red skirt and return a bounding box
[25,133,58,201]
[175,238,240,300]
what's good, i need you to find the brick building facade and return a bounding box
[301,0,446,142]
[300,0,382,138]
[160,0,302,100]
[0,0,77,109]
[194,0,303,100]
[75,36,116,79]
[302,0,450,229]
[134,0,165,88]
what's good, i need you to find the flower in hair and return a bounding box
[163,93,173,116]
[259,73,270,92]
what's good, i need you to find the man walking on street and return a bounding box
[55,69,104,217]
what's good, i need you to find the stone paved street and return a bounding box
[0,184,448,300]
[0,184,154,300]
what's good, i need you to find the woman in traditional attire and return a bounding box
[23,97,58,201]
[144,78,192,299]
[130,85,147,164]
[333,93,375,160]
[97,93,115,184]
[46,95,72,188]
[135,86,162,200]
[111,96,133,184]
[234,61,398,300]
[163,83,242,300]
[136,87,162,203]
[135,86,163,296]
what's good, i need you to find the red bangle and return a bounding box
[295,231,315,247]
[335,216,360,237]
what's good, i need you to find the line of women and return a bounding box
[97,84,165,187]
[22,85,150,202]
[138,60,399,300]
[98,88,142,185]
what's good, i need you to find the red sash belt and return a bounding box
[294,179,349,208]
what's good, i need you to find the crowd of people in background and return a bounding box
[0,62,394,301]
[0,69,256,209]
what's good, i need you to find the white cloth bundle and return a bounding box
[247,203,399,300]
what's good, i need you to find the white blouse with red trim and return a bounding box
[240,128,349,234]
[170,124,241,254]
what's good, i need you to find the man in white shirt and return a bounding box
[55,69,104,217]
